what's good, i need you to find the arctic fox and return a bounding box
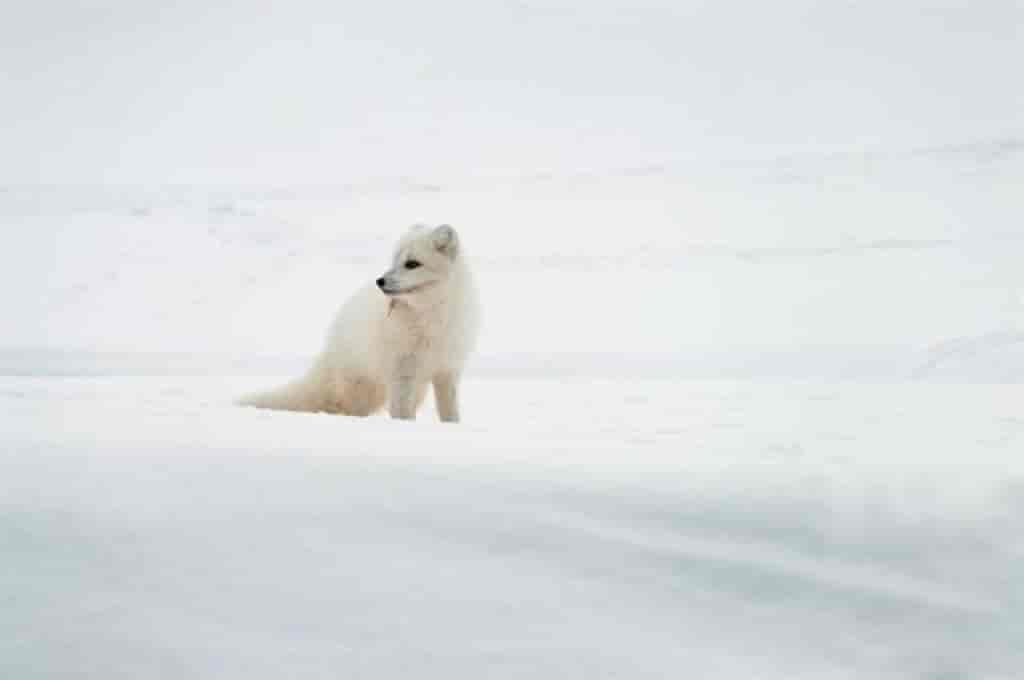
[239,224,480,422]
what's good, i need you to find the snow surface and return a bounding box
[5,139,1024,379]
[3,140,1024,679]
[3,377,1023,679]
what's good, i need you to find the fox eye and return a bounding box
[404,260,422,270]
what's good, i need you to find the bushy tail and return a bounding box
[236,372,325,413]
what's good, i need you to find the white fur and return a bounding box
[238,224,480,423]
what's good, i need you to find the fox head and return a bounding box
[375,224,461,301]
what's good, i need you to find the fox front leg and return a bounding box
[389,355,419,420]
[432,372,460,423]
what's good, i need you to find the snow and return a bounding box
[4,142,1024,680]
[4,377,1023,679]
[5,140,1024,377]
[3,1,1024,677]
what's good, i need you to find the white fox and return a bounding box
[239,224,480,422]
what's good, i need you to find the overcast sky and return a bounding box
[1,0,1020,184]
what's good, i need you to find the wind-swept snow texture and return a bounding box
[3,138,1023,380]
[3,377,1023,679]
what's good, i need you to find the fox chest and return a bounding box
[377,310,450,370]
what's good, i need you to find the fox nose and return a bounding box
[376,277,387,289]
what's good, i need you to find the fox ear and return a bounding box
[433,224,458,258]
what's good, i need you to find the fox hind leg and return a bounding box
[327,377,387,416]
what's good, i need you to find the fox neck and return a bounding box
[386,280,451,318]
